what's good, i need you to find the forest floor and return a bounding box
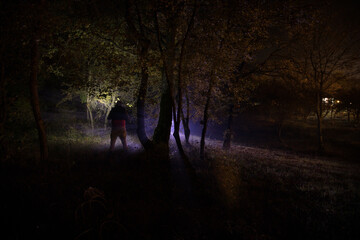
[1,125,360,240]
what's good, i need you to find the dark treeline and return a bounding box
[1,0,360,162]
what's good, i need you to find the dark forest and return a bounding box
[1,0,360,239]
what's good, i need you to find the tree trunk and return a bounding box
[316,91,324,153]
[200,75,214,160]
[153,83,172,159]
[173,45,186,160]
[30,38,48,161]
[136,44,152,149]
[316,112,324,152]
[173,58,187,161]
[181,91,191,144]
[173,3,196,157]
[86,97,94,133]
[155,12,182,160]
[185,92,190,143]
[223,104,234,149]
[125,0,151,149]
[86,106,90,121]
[198,29,226,160]
[85,70,95,133]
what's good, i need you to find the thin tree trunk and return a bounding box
[173,2,196,159]
[181,90,191,144]
[173,75,186,160]
[173,55,185,159]
[223,104,234,149]
[200,75,214,160]
[154,13,181,159]
[86,106,89,121]
[125,0,152,149]
[30,38,48,161]
[136,45,151,149]
[316,91,324,153]
[316,112,324,152]
[155,11,195,170]
[86,96,94,133]
[89,106,94,131]
[184,92,190,143]
[86,70,95,133]
[199,28,227,160]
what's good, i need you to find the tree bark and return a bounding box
[173,47,187,160]
[125,0,151,149]
[136,43,152,149]
[173,2,196,157]
[86,96,94,133]
[223,104,234,149]
[30,38,48,161]
[154,12,188,164]
[153,82,172,158]
[181,90,191,144]
[155,13,177,132]
[86,106,89,121]
[200,75,214,160]
[198,26,226,160]
[316,91,324,153]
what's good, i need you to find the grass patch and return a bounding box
[1,120,360,239]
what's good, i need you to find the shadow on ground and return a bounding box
[1,131,360,240]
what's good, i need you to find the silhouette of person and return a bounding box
[107,101,128,151]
